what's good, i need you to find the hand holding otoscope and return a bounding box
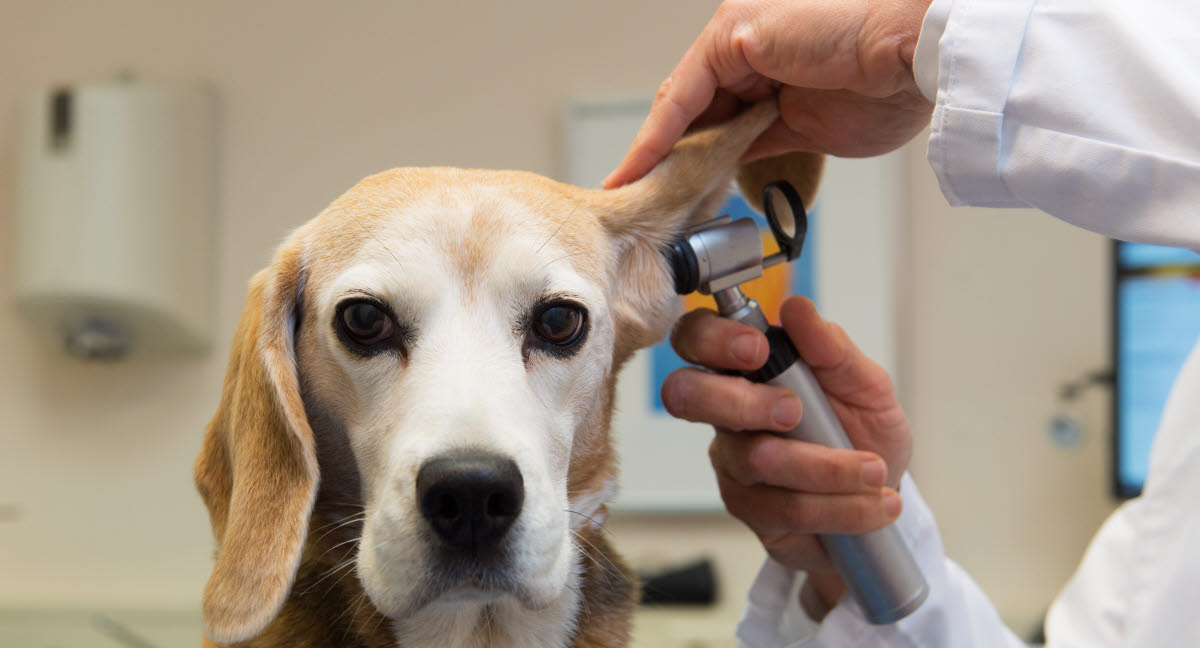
[662,182,928,623]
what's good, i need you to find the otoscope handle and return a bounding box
[746,326,929,624]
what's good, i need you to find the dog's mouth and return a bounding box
[430,552,520,593]
[406,557,548,612]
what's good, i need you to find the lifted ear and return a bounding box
[735,150,824,217]
[194,236,317,645]
[591,102,824,363]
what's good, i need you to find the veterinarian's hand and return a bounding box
[660,296,912,607]
[603,0,934,188]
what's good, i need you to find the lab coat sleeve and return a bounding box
[1041,500,1138,647]
[923,0,1200,249]
[736,475,1027,647]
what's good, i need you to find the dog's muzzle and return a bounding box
[417,450,525,555]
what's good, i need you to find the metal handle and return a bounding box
[766,360,929,624]
[713,289,928,624]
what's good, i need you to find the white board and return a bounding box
[564,97,904,511]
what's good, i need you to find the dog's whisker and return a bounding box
[564,509,615,539]
[366,602,390,638]
[311,555,357,581]
[345,211,406,269]
[311,513,368,545]
[322,556,364,601]
[297,560,356,596]
[566,582,591,618]
[316,534,364,561]
[574,546,622,584]
[341,590,374,644]
[540,251,586,271]
[574,545,623,586]
[310,515,366,540]
[310,509,366,530]
[536,197,585,255]
[570,529,629,584]
[334,590,369,641]
[296,556,358,596]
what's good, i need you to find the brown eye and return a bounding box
[534,303,585,346]
[340,301,395,346]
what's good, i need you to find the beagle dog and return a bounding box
[194,102,822,648]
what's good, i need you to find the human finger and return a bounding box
[716,470,902,536]
[670,308,768,371]
[779,296,896,409]
[753,526,834,573]
[709,430,886,493]
[661,367,801,432]
[603,40,721,189]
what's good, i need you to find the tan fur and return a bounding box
[196,102,822,647]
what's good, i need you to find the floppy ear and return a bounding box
[592,102,824,363]
[194,237,317,645]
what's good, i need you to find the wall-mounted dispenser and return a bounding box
[12,79,216,360]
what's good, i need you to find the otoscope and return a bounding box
[663,181,929,624]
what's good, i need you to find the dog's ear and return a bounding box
[592,102,824,362]
[194,236,317,645]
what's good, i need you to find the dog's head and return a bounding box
[194,102,822,644]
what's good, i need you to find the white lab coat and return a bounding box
[737,0,1200,645]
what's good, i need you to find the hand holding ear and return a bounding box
[604,0,933,189]
[660,296,913,607]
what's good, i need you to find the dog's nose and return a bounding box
[416,451,525,553]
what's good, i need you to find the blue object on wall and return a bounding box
[649,194,818,411]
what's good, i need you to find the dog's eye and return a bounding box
[336,299,399,352]
[532,302,586,347]
[344,302,392,343]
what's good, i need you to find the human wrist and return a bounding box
[865,0,936,92]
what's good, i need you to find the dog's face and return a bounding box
[194,103,823,645]
[296,171,624,620]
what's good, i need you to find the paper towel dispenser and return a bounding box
[11,79,217,360]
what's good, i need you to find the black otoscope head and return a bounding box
[663,179,810,296]
[666,235,701,295]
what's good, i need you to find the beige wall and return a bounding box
[1,0,1116,637]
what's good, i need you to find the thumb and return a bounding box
[778,297,895,407]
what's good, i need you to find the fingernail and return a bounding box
[662,377,685,415]
[861,461,886,488]
[731,334,761,366]
[771,396,801,428]
[883,491,903,518]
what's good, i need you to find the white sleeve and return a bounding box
[919,0,1200,249]
[736,475,1026,648]
[1041,501,1138,648]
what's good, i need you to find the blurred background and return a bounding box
[0,1,1152,646]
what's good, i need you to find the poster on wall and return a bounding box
[564,97,901,511]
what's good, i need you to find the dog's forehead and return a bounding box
[301,168,610,295]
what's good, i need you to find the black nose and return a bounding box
[416,451,525,553]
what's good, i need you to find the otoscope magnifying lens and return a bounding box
[762,181,807,262]
[766,185,796,240]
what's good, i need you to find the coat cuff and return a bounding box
[736,473,934,647]
[913,0,953,102]
[926,0,1038,207]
